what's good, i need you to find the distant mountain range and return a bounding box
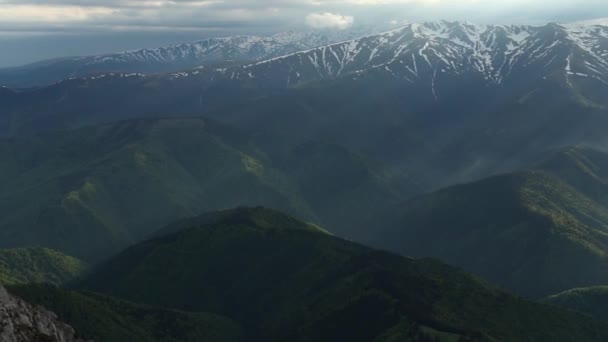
[5,21,608,94]
[73,21,605,96]
[0,28,377,88]
[164,21,604,95]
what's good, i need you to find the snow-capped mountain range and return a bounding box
[0,28,378,88]
[79,30,372,68]
[5,20,608,100]
[197,21,607,90]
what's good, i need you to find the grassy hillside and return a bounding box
[372,146,608,298]
[0,247,87,285]
[0,118,409,261]
[78,207,608,341]
[8,284,242,342]
[545,286,608,320]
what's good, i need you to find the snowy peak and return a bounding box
[206,21,608,89]
[79,28,384,69]
[562,23,608,79]
[83,32,350,67]
[80,24,390,69]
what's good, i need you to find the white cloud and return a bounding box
[0,4,115,23]
[573,17,608,25]
[305,12,354,29]
[0,0,607,32]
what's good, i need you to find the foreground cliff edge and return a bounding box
[0,285,86,342]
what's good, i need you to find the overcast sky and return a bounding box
[0,0,607,67]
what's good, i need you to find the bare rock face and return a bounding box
[0,285,88,342]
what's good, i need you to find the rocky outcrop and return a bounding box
[0,285,87,342]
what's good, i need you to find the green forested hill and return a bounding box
[372,146,608,298]
[0,118,409,261]
[544,286,608,320]
[0,247,87,285]
[0,118,307,261]
[76,207,608,341]
[8,284,242,342]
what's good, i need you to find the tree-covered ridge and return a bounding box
[153,206,330,239]
[544,286,608,320]
[0,247,87,286]
[77,207,608,341]
[0,118,309,262]
[0,118,408,262]
[8,284,242,342]
[372,146,608,298]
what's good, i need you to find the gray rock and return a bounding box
[0,285,89,342]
